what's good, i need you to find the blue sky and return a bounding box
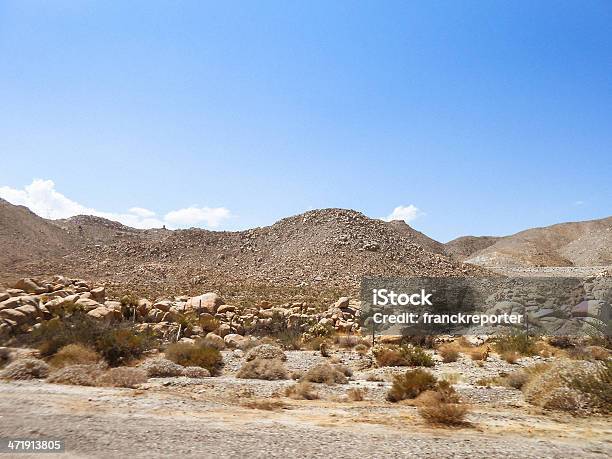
[0,1,610,241]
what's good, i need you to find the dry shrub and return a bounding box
[197,336,225,350]
[469,348,488,361]
[96,367,147,388]
[501,351,520,364]
[303,336,329,352]
[347,387,367,401]
[182,366,210,378]
[438,345,459,363]
[285,381,319,400]
[402,335,437,349]
[237,358,289,380]
[199,315,220,333]
[320,341,330,357]
[418,400,469,425]
[165,342,223,375]
[0,358,49,380]
[50,344,101,368]
[334,335,362,349]
[387,369,437,402]
[302,363,349,385]
[47,363,107,386]
[139,358,184,377]
[242,399,287,411]
[548,336,575,349]
[244,344,286,361]
[354,343,369,356]
[522,359,610,413]
[95,327,157,366]
[439,372,461,385]
[366,372,385,382]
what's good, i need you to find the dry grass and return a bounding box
[346,387,367,401]
[354,343,369,356]
[49,344,102,368]
[334,335,366,349]
[96,367,148,388]
[241,399,287,411]
[0,358,50,380]
[284,381,319,400]
[469,348,489,361]
[501,351,520,364]
[244,344,286,361]
[165,342,223,375]
[586,346,610,361]
[301,363,349,385]
[237,358,289,380]
[494,333,537,356]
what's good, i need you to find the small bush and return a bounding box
[402,335,437,349]
[49,344,101,368]
[302,363,348,385]
[347,387,367,401]
[237,358,289,380]
[29,314,99,356]
[522,360,610,413]
[548,336,575,349]
[374,345,435,367]
[47,363,107,386]
[244,344,286,361]
[96,367,147,388]
[0,348,11,368]
[386,369,437,402]
[182,366,210,378]
[334,335,362,349]
[165,342,223,375]
[0,358,49,380]
[438,345,459,363]
[418,400,469,425]
[354,343,369,356]
[95,328,156,366]
[139,358,184,377]
[586,346,610,361]
[469,348,488,361]
[284,381,319,400]
[495,333,537,356]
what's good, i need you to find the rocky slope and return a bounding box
[0,202,485,299]
[465,217,612,267]
[444,235,501,261]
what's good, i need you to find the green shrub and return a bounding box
[165,342,223,375]
[494,332,538,356]
[95,327,156,366]
[29,314,100,356]
[374,345,434,367]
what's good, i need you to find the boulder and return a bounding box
[13,278,47,295]
[87,306,121,323]
[0,292,9,302]
[0,309,28,325]
[90,287,106,302]
[224,333,248,348]
[335,297,350,309]
[186,293,223,314]
[216,323,231,337]
[217,304,236,314]
[204,333,225,349]
[75,298,102,312]
[44,294,80,315]
[259,301,273,310]
[153,300,173,312]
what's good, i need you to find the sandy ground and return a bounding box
[1,350,610,459]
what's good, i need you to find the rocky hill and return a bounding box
[444,235,502,261]
[0,202,485,301]
[464,217,612,267]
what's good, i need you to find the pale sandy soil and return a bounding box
[1,350,610,459]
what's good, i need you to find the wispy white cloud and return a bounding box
[383,204,422,223]
[0,179,232,230]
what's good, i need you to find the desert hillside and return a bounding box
[0,201,484,299]
[464,217,612,267]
